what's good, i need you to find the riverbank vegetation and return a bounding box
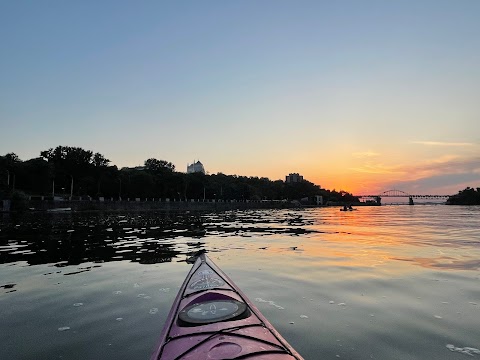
[446,187,480,205]
[1,146,358,204]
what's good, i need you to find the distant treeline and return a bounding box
[446,187,480,205]
[0,146,358,204]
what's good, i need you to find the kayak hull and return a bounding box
[151,254,303,360]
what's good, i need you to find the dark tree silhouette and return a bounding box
[2,146,363,204]
[447,187,480,205]
[144,158,175,173]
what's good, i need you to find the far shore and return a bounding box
[1,196,382,213]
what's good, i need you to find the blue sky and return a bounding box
[1,1,479,194]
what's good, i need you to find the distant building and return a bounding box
[121,166,146,171]
[285,173,304,183]
[187,160,205,174]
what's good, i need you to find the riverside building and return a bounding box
[187,160,206,174]
[285,173,304,183]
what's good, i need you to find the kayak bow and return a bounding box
[151,253,304,360]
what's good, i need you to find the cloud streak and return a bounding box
[411,141,475,147]
[401,156,480,175]
[351,154,480,194]
[349,163,403,175]
[380,155,480,194]
[354,155,480,179]
[352,151,380,158]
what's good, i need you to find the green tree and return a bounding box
[16,157,51,195]
[447,187,480,205]
[92,153,111,195]
[0,153,21,190]
[40,146,112,197]
[144,158,175,173]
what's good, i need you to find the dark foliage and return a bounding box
[446,187,480,205]
[1,147,358,203]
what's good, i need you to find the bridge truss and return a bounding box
[357,189,450,199]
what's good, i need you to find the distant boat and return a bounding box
[340,207,356,211]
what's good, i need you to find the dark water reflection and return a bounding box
[1,206,480,360]
[0,210,318,267]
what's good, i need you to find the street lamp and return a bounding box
[118,178,122,200]
[70,175,74,200]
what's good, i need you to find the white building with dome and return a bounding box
[187,160,205,174]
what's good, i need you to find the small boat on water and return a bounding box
[151,253,304,360]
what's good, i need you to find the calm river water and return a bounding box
[1,206,479,359]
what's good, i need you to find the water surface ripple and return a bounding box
[1,206,479,359]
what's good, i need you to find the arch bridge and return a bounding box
[356,189,451,205]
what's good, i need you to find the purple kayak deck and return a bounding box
[151,254,304,360]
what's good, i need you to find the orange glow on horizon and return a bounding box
[309,173,392,195]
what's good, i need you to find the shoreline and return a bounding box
[3,198,300,213]
[2,197,383,213]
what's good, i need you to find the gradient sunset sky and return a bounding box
[1,1,479,195]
